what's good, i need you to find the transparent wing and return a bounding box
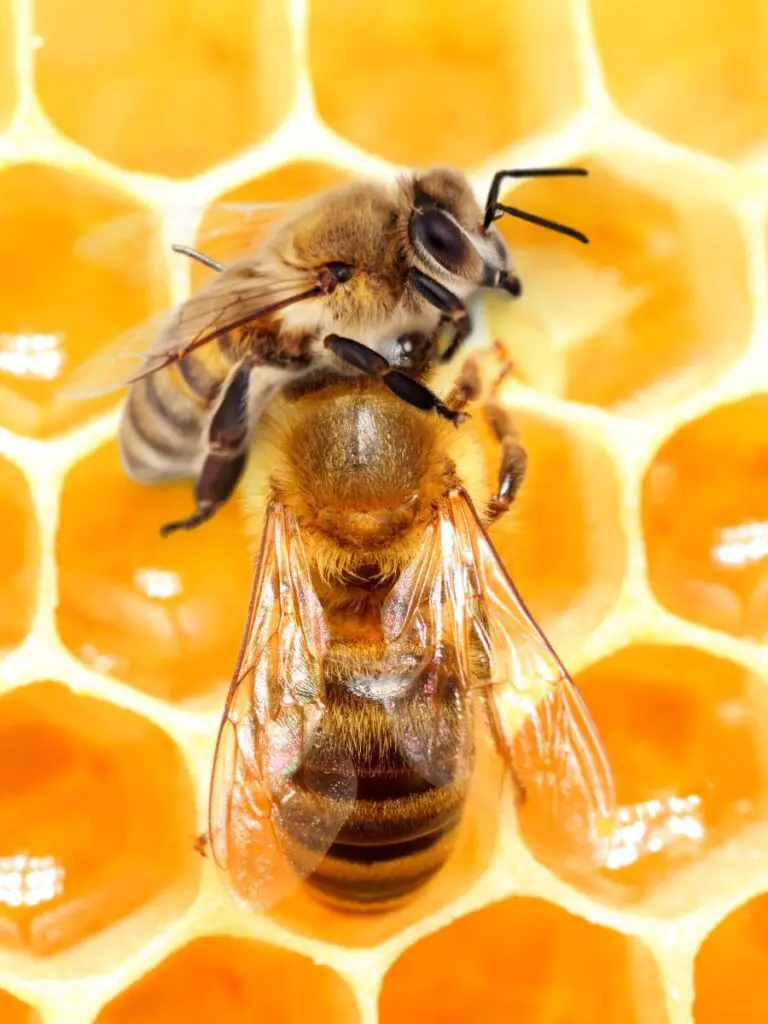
[208,501,356,913]
[378,519,475,789]
[61,262,321,399]
[381,489,615,871]
[75,201,293,276]
[383,488,704,876]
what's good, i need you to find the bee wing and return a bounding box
[74,201,293,277]
[208,501,356,913]
[61,261,321,399]
[382,488,617,871]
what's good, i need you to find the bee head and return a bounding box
[405,168,520,299]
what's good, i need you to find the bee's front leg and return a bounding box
[324,334,467,424]
[407,267,472,363]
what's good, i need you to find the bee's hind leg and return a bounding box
[160,361,251,537]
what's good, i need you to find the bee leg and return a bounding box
[445,347,526,523]
[439,311,473,363]
[391,331,434,373]
[407,269,473,363]
[408,267,463,314]
[484,351,526,524]
[160,362,251,537]
[324,334,467,424]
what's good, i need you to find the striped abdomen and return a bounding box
[118,340,239,483]
[285,644,473,910]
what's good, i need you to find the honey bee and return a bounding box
[205,347,703,914]
[202,349,581,911]
[67,166,588,537]
[67,168,701,912]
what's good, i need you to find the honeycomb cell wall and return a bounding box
[0,1,767,1022]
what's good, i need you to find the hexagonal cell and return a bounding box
[191,162,351,289]
[0,682,197,957]
[486,157,750,414]
[488,407,626,657]
[0,164,166,438]
[309,0,584,168]
[0,2,16,133]
[590,0,768,162]
[0,457,38,657]
[643,397,768,639]
[537,645,768,905]
[34,0,294,178]
[694,892,768,1024]
[57,439,255,705]
[94,936,358,1024]
[380,896,666,1024]
[0,992,40,1024]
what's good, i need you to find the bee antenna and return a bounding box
[172,244,225,272]
[489,204,588,244]
[483,166,589,243]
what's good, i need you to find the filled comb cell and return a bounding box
[191,162,352,289]
[0,164,166,438]
[56,439,254,706]
[0,1,15,133]
[550,645,768,908]
[643,397,768,640]
[590,0,768,162]
[0,457,38,657]
[94,935,359,1024]
[0,992,40,1024]
[309,0,583,168]
[0,682,197,958]
[379,896,667,1024]
[694,892,768,1024]
[34,0,294,178]
[486,157,749,414]
[487,407,625,658]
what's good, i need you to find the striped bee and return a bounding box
[68,166,587,536]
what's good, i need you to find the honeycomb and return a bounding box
[0,0,767,1020]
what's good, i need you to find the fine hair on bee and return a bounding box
[199,341,698,916]
[66,164,589,538]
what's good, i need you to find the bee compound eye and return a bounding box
[411,208,468,268]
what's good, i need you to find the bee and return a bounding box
[67,168,700,912]
[67,166,589,537]
[202,346,691,914]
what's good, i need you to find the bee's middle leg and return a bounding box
[445,346,526,524]
[160,362,251,537]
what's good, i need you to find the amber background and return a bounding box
[0,0,767,1022]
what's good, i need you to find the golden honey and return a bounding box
[0,0,767,1021]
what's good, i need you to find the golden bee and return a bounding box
[69,166,694,913]
[207,350,624,912]
[69,165,588,536]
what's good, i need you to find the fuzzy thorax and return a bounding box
[239,377,494,588]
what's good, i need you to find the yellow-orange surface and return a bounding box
[0,1,767,1022]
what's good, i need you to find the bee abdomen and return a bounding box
[118,355,224,483]
[309,823,460,909]
[290,762,468,911]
